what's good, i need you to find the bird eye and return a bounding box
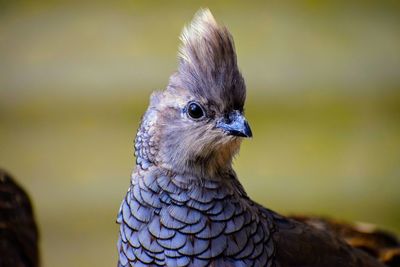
[187,102,204,119]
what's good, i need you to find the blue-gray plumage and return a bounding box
[117,8,396,267]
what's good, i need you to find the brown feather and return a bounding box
[290,215,400,267]
[0,169,39,267]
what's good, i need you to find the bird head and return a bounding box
[136,9,251,177]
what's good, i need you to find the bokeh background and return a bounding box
[1,0,399,266]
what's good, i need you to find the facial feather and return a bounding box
[136,9,247,177]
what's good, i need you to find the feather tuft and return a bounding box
[171,8,246,112]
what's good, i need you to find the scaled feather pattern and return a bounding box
[117,8,399,267]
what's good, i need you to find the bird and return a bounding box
[116,9,399,267]
[0,169,39,267]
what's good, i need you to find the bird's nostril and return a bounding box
[225,111,238,124]
[225,115,232,124]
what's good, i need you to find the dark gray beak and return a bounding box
[216,110,252,138]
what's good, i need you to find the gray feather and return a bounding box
[156,231,187,250]
[167,205,202,225]
[148,216,176,240]
[178,236,209,256]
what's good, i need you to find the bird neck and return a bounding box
[134,111,159,170]
[131,164,251,211]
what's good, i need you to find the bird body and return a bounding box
[117,9,396,267]
[117,165,275,266]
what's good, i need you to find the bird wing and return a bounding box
[289,215,400,267]
[258,208,387,267]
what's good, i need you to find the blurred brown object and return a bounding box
[291,215,400,267]
[0,169,39,267]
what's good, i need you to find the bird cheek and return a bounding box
[212,130,237,147]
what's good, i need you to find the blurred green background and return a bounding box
[1,0,400,266]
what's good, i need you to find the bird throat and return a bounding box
[134,114,241,179]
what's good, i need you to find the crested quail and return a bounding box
[116,9,398,267]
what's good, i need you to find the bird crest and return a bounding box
[170,9,246,112]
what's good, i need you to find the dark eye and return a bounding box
[187,102,204,119]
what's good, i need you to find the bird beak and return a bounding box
[216,110,253,138]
